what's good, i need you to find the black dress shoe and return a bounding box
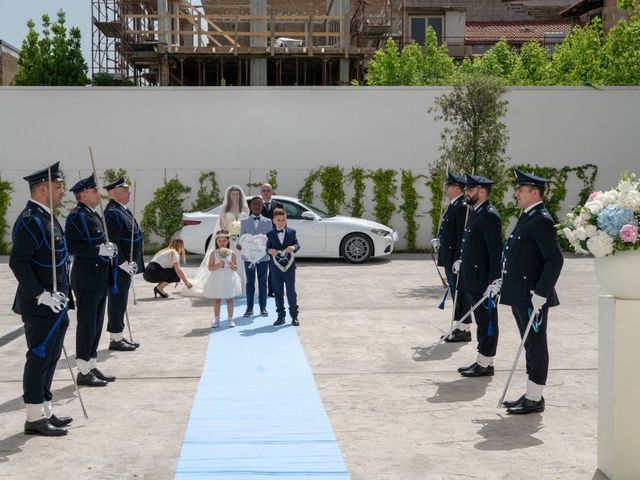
[507,397,545,414]
[457,362,477,373]
[48,413,73,428]
[291,317,300,327]
[123,338,140,348]
[444,329,471,343]
[273,317,285,326]
[91,368,116,382]
[502,394,526,409]
[77,371,107,387]
[260,309,268,317]
[109,339,136,351]
[460,363,494,377]
[243,309,253,317]
[24,418,67,436]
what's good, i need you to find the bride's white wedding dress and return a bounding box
[181,211,247,297]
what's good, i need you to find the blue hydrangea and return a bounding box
[597,206,638,238]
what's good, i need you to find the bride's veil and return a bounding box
[181,184,248,297]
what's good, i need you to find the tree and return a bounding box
[550,18,605,86]
[429,74,511,231]
[141,178,191,246]
[601,2,640,85]
[510,41,552,85]
[367,38,402,85]
[366,30,455,86]
[476,39,518,79]
[420,28,456,85]
[13,10,89,86]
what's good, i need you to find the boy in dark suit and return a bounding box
[266,208,300,326]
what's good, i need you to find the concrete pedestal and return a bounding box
[598,295,640,480]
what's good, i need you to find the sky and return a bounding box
[0,1,92,65]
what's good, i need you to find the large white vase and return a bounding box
[594,250,640,300]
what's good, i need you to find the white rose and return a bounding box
[584,224,598,237]
[586,231,615,258]
[600,190,619,208]
[618,181,633,194]
[620,190,640,211]
[562,227,577,243]
[585,200,603,215]
[571,240,588,254]
[575,227,587,241]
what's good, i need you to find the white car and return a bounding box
[178,195,396,263]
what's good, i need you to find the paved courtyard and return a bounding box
[0,254,606,479]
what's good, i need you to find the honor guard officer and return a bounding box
[9,162,73,436]
[499,169,564,414]
[104,176,144,351]
[432,172,473,342]
[65,174,117,387]
[454,173,503,377]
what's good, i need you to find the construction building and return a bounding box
[0,40,19,86]
[91,0,575,86]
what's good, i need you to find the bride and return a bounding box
[182,185,249,297]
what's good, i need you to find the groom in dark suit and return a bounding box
[260,183,283,297]
[260,183,283,220]
[266,208,300,327]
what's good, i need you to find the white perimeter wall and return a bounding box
[1,86,639,249]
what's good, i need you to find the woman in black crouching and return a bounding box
[143,238,192,298]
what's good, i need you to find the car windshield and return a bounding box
[203,205,221,213]
[299,201,332,218]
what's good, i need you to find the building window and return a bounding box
[410,16,444,45]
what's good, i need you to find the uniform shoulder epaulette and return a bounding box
[22,209,32,218]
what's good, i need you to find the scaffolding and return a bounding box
[91,0,401,86]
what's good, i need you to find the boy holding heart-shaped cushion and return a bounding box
[266,208,301,327]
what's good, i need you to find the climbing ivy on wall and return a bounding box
[318,166,345,216]
[398,170,425,251]
[192,171,222,211]
[369,168,397,228]
[347,167,366,218]
[0,178,13,254]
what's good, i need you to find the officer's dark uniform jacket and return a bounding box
[500,202,563,309]
[65,203,111,291]
[104,200,144,273]
[10,201,72,316]
[458,201,503,293]
[437,195,467,270]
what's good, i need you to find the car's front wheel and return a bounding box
[341,233,373,263]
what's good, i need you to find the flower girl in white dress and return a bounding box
[203,230,242,328]
[182,185,249,297]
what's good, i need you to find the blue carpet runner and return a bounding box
[174,298,350,479]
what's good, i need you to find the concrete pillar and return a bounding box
[339,0,350,85]
[250,0,267,86]
[157,0,171,85]
[598,296,640,480]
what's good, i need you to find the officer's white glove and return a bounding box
[485,278,503,297]
[37,291,68,313]
[119,261,136,276]
[430,238,440,251]
[98,242,118,258]
[452,259,461,274]
[530,290,546,313]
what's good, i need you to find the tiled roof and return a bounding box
[465,20,573,43]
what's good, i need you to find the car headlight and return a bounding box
[371,228,391,237]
